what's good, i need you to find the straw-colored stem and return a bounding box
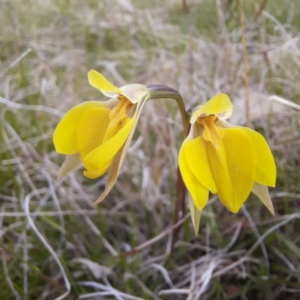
[238,0,251,128]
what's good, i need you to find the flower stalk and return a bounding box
[147,85,189,136]
[147,85,190,250]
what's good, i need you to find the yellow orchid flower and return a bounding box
[178,94,276,234]
[53,70,150,204]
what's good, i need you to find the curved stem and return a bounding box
[146,85,189,137]
[146,85,189,253]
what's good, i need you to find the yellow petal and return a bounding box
[77,108,110,159]
[189,196,202,236]
[179,140,209,210]
[83,161,111,179]
[88,69,125,98]
[57,153,81,180]
[223,129,255,211]
[238,127,276,187]
[191,94,233,123]
[84,116,135,169]
[252,183,275,215]
[94,99,147,204]
[88,70,149,104]
[198,115,224,147]
[53,101,107,154]
[207,128,255,213]
[206,138,232,209]
[184,137,217,193]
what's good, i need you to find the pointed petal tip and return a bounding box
[262,201,275,216]
[269,207,275,216]
[57,172,64,181]
[56,153,81,180]
[228,206,241,214]
[193,224,200,237]
[221,201,242,214]
[189,197,202,236]
[252,183,275,216]
[264,195,275,216]
[94,194,106,205]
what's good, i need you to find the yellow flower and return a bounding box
[178,94,276,233]
[53,70,149,204]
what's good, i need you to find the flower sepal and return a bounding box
[57,153,81,180]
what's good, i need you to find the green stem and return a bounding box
[146,85,189,137]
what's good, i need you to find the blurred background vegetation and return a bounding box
[1,0,300,299]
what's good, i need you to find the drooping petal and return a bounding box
[208,128,255,213]
[53,101,107,154]
[189,195,202,236]
[252,183,275,215]
[238,127,276,187]
[215,121,276,187]
[191,94,233,124]
[179,140,210,211]
[57,153,81,180]
[94,99,146,204]
[206,137,232,210]
[84,115,135,169]
[77,108,110,159]
[223,129,255,212]
[184,137,217,193]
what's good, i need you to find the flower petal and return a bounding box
[208,128,255,213]
[53,101,107,154]
[191,94,233,123]
[77,108,110,159]
[184,137,217,193]
[88,70,149,104]
[84,116,135,169]
[238,127,276,187]
[94,99,146,204]
[88,69,124,98]
[179,140,209,211]
[83,161,111,179]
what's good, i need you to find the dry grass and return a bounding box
[1,0,300,299]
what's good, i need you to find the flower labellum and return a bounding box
[178,94,276,234]
[53,70,150,204]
